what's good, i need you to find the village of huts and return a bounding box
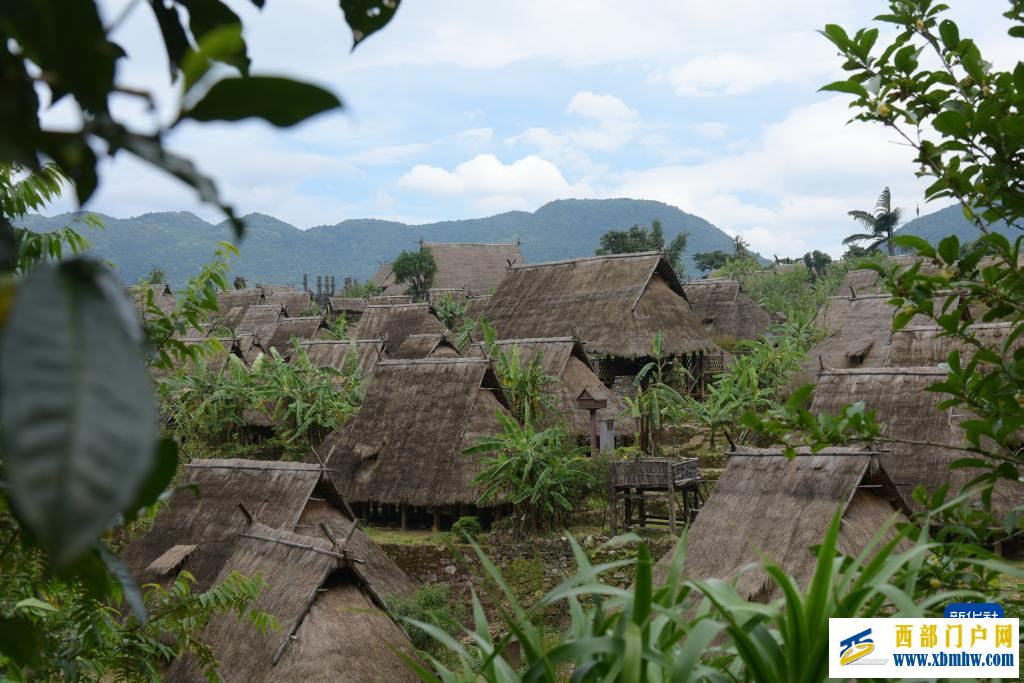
[112,239,1024,680]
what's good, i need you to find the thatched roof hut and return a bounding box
[885,322,1020,367]
[373,242,522,297]
[257,284,295,295]
[330,297,366,317]
[215,289,266,328]
[390,333,460,360]
[267,290,314,317]
[319,358,510,507]
[354,303,447,355]
[121,459,413,592]
[652,448,908,599]
[264,316,330,358]
[151,338,240,379]
[472,252,712,360]
[802,294,938,372]
[810,368,1022,516]
[297,339,384,377]
[369,294,413,306]
[166,522,418,682]
[681,278,772,343]
[468,337,636,440]
[126,283,176,320]
[236,303,285,346]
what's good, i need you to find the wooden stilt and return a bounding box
[433,507,442,532]
[609,483,617,536]
[400,504,408,531]
[637,488,646,529]
[668,477,676,534]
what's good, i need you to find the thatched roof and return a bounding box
[468,337,636,439]
[473,252,712,359]
[373,242,522,296]
[267,290,314,316]
[319,358,510,506]
[682,278,772,343]
[885,323,1021,367]
[298,339,383,377]
[122,459,415,595]
[167,522,417,683]
[354,303,447,355]
[264,316,329,357]
[121,460,322,589]
[329,297,366,314]
[257,284,296,295]
[810,368,1023,516]
[126,283,176,320]
[369,294,413,306]
[151,338,239,379]
[390,333,460,360]
[802,294,938,372]
[652,449,908,600]
[236,303,285,345]
[215,289,266,328]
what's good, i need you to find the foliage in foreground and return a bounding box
[386,584,468,652]
[402,506,1021,682]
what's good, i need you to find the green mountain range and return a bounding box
[894,204,1016,246]
[20,198,742,288]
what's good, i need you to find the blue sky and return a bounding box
[44,0,1018,257]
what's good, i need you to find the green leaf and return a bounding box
[123,438,179,522]
[890,234,936,257]
[182,76,342,127]
[819,80,868,97]
[339,0,402,48]
[937,235,960,264]
[99,545,147,622]
[938,19,960,50]
[933,110,970,138]
[0,261,157,566]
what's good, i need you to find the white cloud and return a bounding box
[566,92,639,121]
[692,122,729,140]
[614,96,936,257]
[397,153,592,211]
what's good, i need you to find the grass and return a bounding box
[361,526,451,545]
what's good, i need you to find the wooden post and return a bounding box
[667,476,676,534]
[400,505,408,531]
[637,488,646,529]
[624,494,632,530]
[609,482,617,536]
[588,409,599,457]
[432,507,442,532]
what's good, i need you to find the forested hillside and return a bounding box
[895,204,1015,245]
[20,198,740,286]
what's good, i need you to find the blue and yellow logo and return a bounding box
[840,628,875,665]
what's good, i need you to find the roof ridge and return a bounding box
[511,251,663,270]
[377,357,488,366]
[820,366,948,376]
[423,241,522,247]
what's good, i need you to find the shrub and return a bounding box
[450,516,481,542]
[385,583,466,651]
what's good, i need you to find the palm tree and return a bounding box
[843,186,903,256]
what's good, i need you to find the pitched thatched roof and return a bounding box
[885,323,1021,367]
[473,252,712,359]
[267,290,314,316]
[126,283,176,320]
[369,294,413,306]
[390,333,460,360]
[802,294,938,372]
[810,368,1023,516]
[121,460,322,589]
[354,303,447,355]
[151,338,239,379]
[297,339,384,377]
[122,459,415,596]
[257,284,296,295]
[215,289,266,328]
[468,337,636,439]
[373,242,522,296]
[682,278,772,343]
[319,358,510,506]
[167,522,417,683]
[236,303,285,345]
[264,316,329,357]
[329,297,367,314]
[652,449,908,600]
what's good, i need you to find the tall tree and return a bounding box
[843,187,903,255]
[595,219,689,274]
[392,246,437,302]
[692,250,731,272]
